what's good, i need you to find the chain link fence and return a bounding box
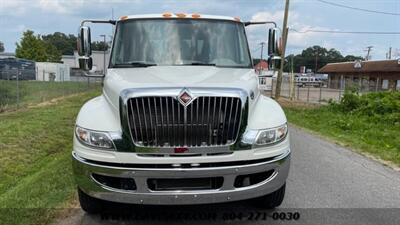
[261,75,397,104]
[0,68,102,112]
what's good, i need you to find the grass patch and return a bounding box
[283,91,400,166]
[0,80,99,112]
[0,90,100,225]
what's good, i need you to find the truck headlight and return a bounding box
[242,123,288,146]
[75,126,115,149]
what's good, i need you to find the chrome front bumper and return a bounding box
[72,150,290,205]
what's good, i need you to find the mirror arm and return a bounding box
[80,19,116,26]
[82,71,105,78]
[244,21,277,27]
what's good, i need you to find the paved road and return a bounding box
[58,126,400,225]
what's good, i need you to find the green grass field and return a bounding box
[283,91,400,166]
[0,80,99,112]
[0,90,101,225]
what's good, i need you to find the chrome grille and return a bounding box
[127,96,242,147]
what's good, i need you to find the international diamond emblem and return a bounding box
[178,89,193,106]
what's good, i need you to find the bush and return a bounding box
[328,91,400,124]
[357,92,400,116]
[339,90,362,112]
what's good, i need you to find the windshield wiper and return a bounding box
[179,62,217,66]
[191,62,216,66]
[113,61,157,68]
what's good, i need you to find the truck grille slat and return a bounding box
[210,97,217,144]
[135,99,144,144]
[127,96,242,147]
[129,101,139,141]
[226,98,234,142]
[141,98,149,144]
[221,97,229,143]
[165,97,170,145]
[152,97,158,145]
[232,98,241,137]
[207,97,212,145]
[216,97,222,145]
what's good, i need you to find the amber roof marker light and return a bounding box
[191,13,201,19]
[162,12,173,18]
[175,13,187,18]
[120,15,128,20]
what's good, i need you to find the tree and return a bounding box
[45,44,62,62]
[283,45,363,73]
[0,41,4,52]
[42,32,77,55]
[16,30,48,61]
[343,55,363,62]
[91,41,109,51]
[15,30,61,62]
[41,32,111,54]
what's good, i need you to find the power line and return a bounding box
[290,28,400,35]
[252,46,262,53]
[316,0,400,16]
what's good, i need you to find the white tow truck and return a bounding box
[72,13,290,213]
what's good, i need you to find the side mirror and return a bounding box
[268,27,282,70]
[78,26,92,57]
[78,26,92,71]
[268,56,281,70]
[268,27,281,56]
[79,57,93,71]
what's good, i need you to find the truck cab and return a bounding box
[72,13,290,213]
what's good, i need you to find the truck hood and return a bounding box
[103,66,259,110]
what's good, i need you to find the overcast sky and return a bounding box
[1,0,399,60]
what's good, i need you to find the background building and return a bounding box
[61,50,110,75]
[319,59,400,91]
[35,62,70,81]
[254,59,268,73]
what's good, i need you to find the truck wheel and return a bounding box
[78,188,104,214]
[254,183,286,209]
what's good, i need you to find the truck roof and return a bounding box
[119,13,241,22]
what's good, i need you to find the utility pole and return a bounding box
[100,35,107,76]
[365,46,373,61]
[275,0,290,99]
[290,54,295,100]
[259,42,266,74]
[388,47,392,59]
[314,49,318,73]
[260,42,266,61]
[111,8,114,35]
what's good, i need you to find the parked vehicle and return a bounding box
[0,58,36,80]
[295,76,322,87]
[72,13,290,213]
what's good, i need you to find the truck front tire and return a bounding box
[254,183,286,209]
[78,188,105,214]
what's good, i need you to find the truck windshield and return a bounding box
[110,19,252,68]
